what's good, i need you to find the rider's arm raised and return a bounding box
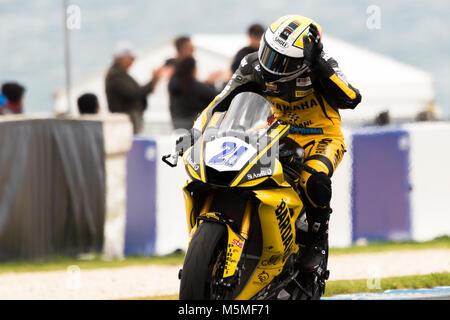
[303,24,361,110]
[312,53,362,110]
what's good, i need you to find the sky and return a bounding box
[0,0,449,117]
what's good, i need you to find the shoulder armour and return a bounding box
[239,52,259,76]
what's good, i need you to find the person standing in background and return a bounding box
[230,23,265,74]
[0,82,25,115]
[105,41,166,134]
[165,36,195,68]
[168,56,219,130]
[0,94,6,110]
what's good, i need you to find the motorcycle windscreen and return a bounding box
[218,92,273,137]
[204,93,273,173]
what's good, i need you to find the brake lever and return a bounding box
[162,152,180,168]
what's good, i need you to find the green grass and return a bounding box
[129,272,450,300]
[0,236,448,275]
[323,272,450,297]
[329,235,450,255]
[0,252,185,275]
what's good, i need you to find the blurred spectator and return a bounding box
[230,23,265,73]
[165,35,195,68]
[416,110,437,122]
[168,56,219,129]
[416,100,439,122]
[0,82,25,115]
[105,41,165,134]
[374,110,390,126]
[77,93,99,114]
[0,94,6,109]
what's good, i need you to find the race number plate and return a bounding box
[205,137,256,172]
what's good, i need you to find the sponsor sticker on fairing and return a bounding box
[232,238,243,248]
[247,168,273,180]
[296,77,312,87]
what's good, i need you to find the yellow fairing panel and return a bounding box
[271,158,291,187]
[235,159,290,188]
[236,188,303,300]
[237,176,268,188]
[230,124,289,187]
[182,182,195,233]
[223,225,245,278]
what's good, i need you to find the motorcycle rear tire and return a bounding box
[179,222,227,300]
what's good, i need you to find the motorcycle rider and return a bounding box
[178,15,361,273]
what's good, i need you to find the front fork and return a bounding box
[189,193,251,283]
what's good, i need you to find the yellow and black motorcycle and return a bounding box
[162,92,329,300]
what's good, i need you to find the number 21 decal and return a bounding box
[208,142,248,167]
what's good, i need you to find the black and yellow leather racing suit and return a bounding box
[194,51,361,210]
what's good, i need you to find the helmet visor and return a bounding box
[258,39,304,76]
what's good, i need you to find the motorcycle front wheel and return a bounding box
[179,221,229,300]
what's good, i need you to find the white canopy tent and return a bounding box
[53,33,435,132]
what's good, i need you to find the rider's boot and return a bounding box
[297,205,331,272]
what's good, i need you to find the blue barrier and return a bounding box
[124,137,157,256]
[351,127,411,242]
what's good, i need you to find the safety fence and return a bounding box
[0,114,133,261]
[127,122,450,255]
[1,116,448,260]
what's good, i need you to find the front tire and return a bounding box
[179,222,227,300]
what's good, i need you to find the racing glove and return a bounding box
[302,24,334,78]
[303,24,323,68]
[303,24,362,109]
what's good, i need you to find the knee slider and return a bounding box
[306,172,332,207]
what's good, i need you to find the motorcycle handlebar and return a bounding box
[297,161,319,175]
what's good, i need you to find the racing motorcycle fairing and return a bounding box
[182,92,291,188]
[235,187,303,300]
[182,178,304,300]
[177,92,322,300]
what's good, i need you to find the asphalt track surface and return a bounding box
[0,249,447,299]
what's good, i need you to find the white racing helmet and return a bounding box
[258,15,323,81]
